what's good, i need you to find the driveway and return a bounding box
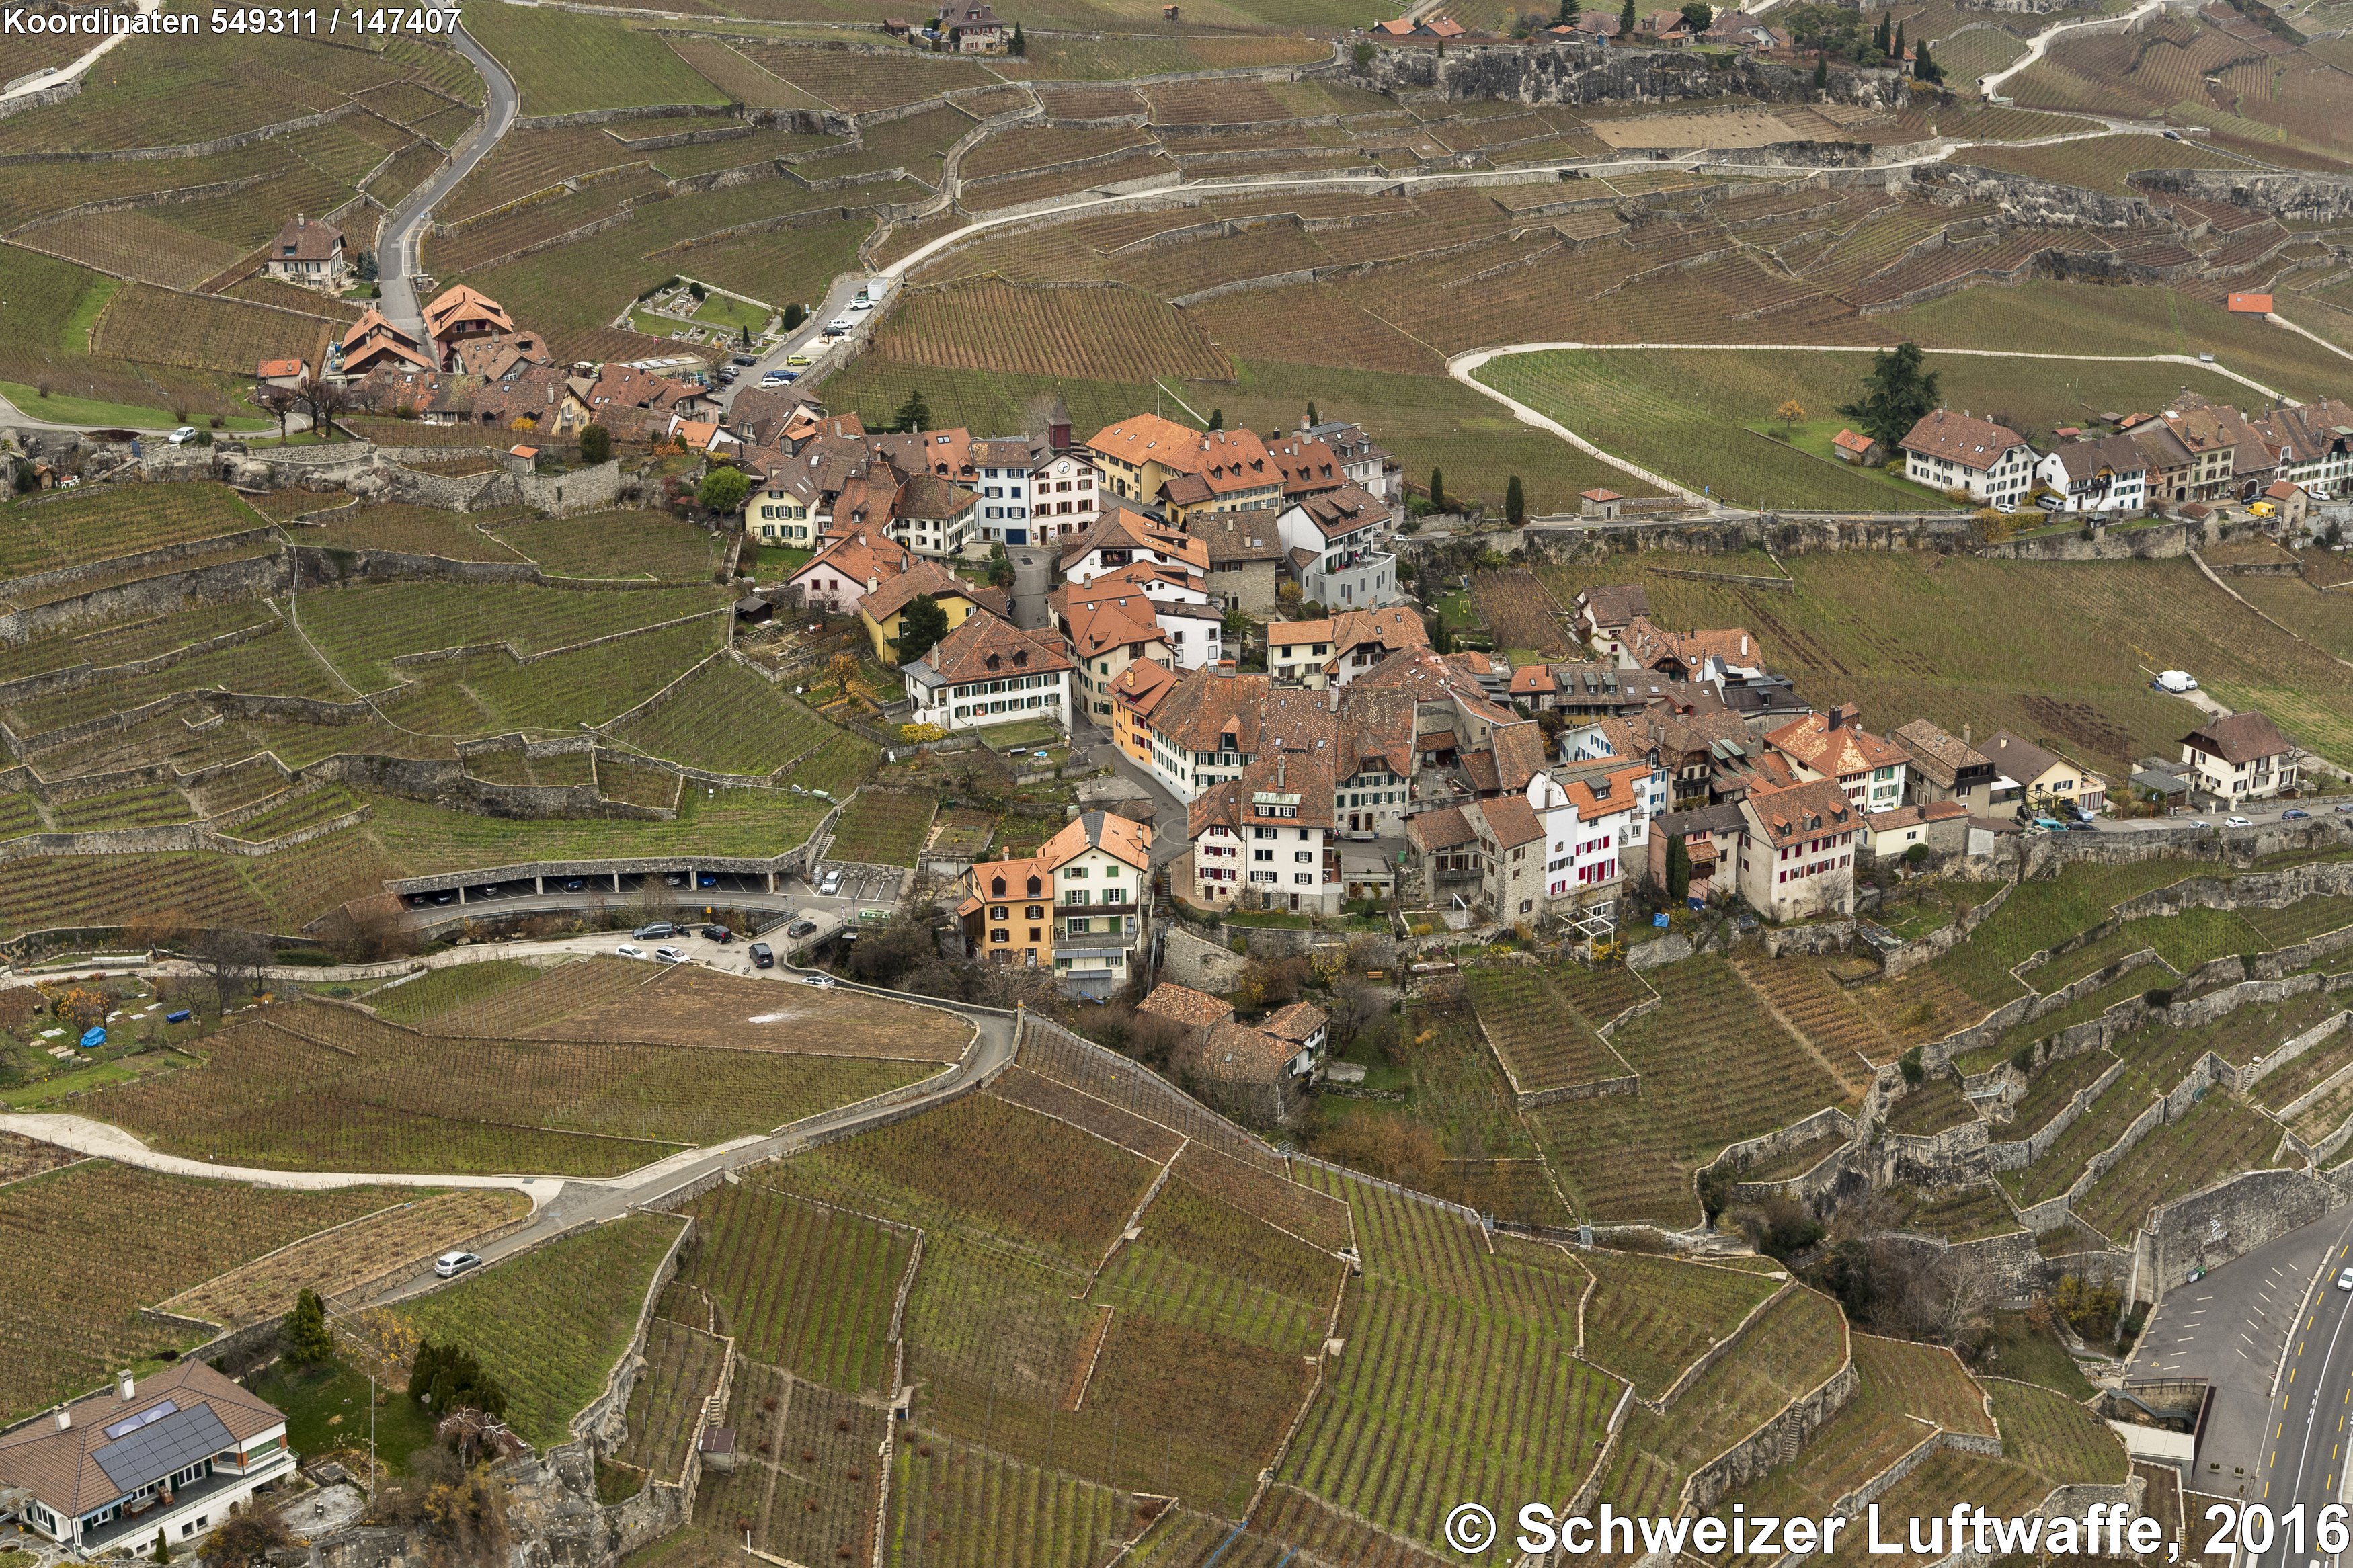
[720,273,874,414]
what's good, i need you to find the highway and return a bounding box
[2254,1225,2353,1568]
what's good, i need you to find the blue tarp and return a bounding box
[77,1026,106,1049]
[165,1009,192,1024]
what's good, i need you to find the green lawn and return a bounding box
[253,1354,439,1475]
[691,289,771,333]
[0,380,268,432]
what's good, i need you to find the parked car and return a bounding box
[432,891,456,905]
[786,354,812,368]
[167,425,199,446]
[819,869,843,895]
[748,942,774,968]
[434,1251,483,1279]
[666,874,686,887]
[2227,815,2254,827]
[616,944,647,959]
[731,353,757,367]
[850,298,873,312]
[800,972,836,989]
[655,945,688,963]
[2283,808,2311,820]
[634,921,675,940]
[2065,820,2096,832]
[2338,802,2353,814]
[760,372,789,387]
[561,878,586,892]
[699,873,718,888]
[701,923,733,942]
[786,919,817,938]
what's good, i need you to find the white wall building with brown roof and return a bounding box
[1734,778,1859,921]
[0,1362,295,1553]
[1189,748,1339,915]
[903,612,1074,734]
[264,214,345,291]
[1899,409,2038,505]
[1763,705,1908,813]
[2180,710,2299,807]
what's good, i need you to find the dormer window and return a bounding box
[990,876,1006,897]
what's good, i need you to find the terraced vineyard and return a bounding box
[678,1180,911,1393]
[2074,1091,2284,1241]
[1463,964,1631,1094]
[1576,1249,1781,1400]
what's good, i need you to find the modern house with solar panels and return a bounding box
[0,1361,294,1551]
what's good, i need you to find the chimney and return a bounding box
[1826,706,1841,731]
[118,1370,134,1401]
[54,1405,70,1432]
[1962,722,1971,745]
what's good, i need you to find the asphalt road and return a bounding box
[2128,1210,2353,1499]
[375,15,517,337]
[718,273,875,415]
[2254,1218,2353,1568]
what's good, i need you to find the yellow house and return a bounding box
[857,561,1006,663]
[743,468,821,547]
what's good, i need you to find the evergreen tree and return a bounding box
[1813,49,1828,88]
[1010,21,1025,52]
[1208,408,1224,431]
[282,1287,333,1364]
[1872,11,1889,53]
[1618,0,1634,34]
[154,1529,170,1565]
[1505,474,1525,526]
[893,388,932,433]
[1835,341,1941,451]
[1429,467,1447,511]
[1915,36,1941,80]
[1667,832,1691,905]
[891,595,951,665]
[1892,19,1906,60]
[1306,399,1319,425]
[579,423,612,464]
[1560,0,1579,22]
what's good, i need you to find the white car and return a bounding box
[616,943,647,959]
[820,869,844,895]
[2227,815,2253,827]
[655,945,688,963]
[166,425,199,446]
[2336,1266,2352,1291]
[800,972,837,989]
[434,1251,483,1279]
[850,298,874,311]
[826,317,853,333]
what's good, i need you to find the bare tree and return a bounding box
[255,384,299,442]
[187,927,274,1014]
[300,372,352,440]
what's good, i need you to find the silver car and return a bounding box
[434,1251,482,1279]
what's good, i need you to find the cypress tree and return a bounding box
[1429,468,1447,511]
[1813,50,1828,88]
[1505,474,1525,526]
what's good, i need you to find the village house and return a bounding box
[1830,429,1882,466]
[337,306,433,376]
[1140,982,1324,1124]
[1894,719,1997,816]
[0,1364,296,1554]
[1571,584,1651,659]
[1062,592,1169,720]
[1265,606,1427,689]
[422,285,514,368]
[1983,730,2105,816]
[2180,710,2299,807]
[1039,810,1153,994]
[2260,479,2312,530]
[1062,508,1208,589]
[932,0,1008,49]
[1735,777,1860,921]
[1645,802,1745,905]
[1615,618,1765,685]
[958,850,1053,971]
[1107,657,1179,768]
[265,214,346,292]
[1860,800,1969,860]
[1298,418,1400,501]
[2254,396,2353,497]
[255,358,307,391]
[1466,793,1548,922]
[1527,758,1652,907]
[1275,483,1399,609]
[1185,511,1283,615]
[858,559,1006,664]
[902,610,1074,735]
[1189,747,1339,915]
[2034,436,2149,515]
[784,528,919,617]
[1762,705,1909,813]
[1085,416,1283,518]
[1899,409,2038,506]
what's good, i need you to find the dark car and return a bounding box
[748,942,774,969]
[701,923,733,942]
[699,873,718,888]
[2282,808,2311,820]
[786,919,817,938]
[633,921,676,940]
[562,878,586,892]
[731,353,757,367]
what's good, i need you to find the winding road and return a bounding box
[0,935,1018,1303]
[376,15,518,337]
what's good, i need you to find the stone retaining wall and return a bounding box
[2139,1167,2344,1309]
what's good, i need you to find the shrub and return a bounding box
[579,424,612,464]
[2142,987,2172,1009]
[1897,1046,1924,1087]
[2009,1042,2036,1073]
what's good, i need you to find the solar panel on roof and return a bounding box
[102,1400,178,1441]
[93,1406,234,1496]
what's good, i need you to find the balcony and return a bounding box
[1059,899,1138,917]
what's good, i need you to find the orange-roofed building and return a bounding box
[1763,704,1910,813]
[422,284,513,364]
[2228,292,2275,315]
[1737,776,1860,920]
[959,850,1055,972]
[339,306,432,375]
[1109,656,1180,766]
[1084,415,1283,518]
[1037,809,1154,993]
